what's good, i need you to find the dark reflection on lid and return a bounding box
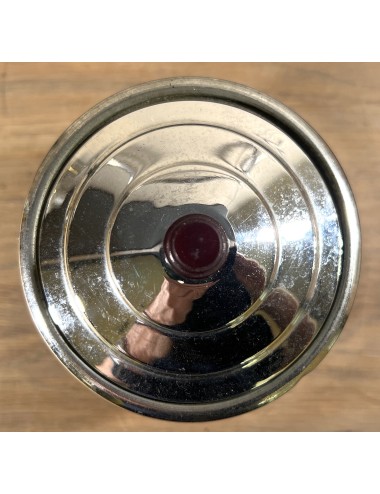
[97,250,315,378]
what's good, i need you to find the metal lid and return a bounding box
[20,78,360,421]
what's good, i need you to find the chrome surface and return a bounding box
[20,78,361,421]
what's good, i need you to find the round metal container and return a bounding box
[20,78,360,421]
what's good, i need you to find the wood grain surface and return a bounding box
[1,62,379,431]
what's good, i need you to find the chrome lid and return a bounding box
[20,78,360,421]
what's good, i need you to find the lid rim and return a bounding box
[19,77,361,421]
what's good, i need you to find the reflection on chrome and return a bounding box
[98,250,315,377]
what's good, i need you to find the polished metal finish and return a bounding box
[20,78,360,421]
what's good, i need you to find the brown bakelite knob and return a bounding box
[163,214,229,281]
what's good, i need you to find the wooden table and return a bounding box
[1,63,379,431]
